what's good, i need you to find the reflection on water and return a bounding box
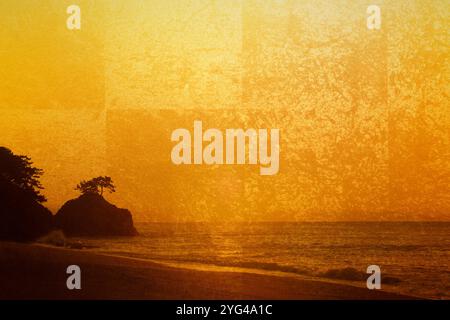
[74,222,450,299]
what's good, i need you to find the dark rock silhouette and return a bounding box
[0,180,53,241]
[55,194,137,236]
[0,147,53,242]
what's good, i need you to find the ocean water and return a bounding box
[75,222,450,299]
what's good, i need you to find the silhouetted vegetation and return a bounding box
[75,176,115,196]
[0,146,46,203]
[0,147,52,241]
[0,147,136,240]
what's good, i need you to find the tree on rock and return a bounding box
[75,176,115,196]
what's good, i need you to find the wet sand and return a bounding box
[0,242,414,300]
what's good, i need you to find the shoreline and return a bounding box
[0,242,416,300]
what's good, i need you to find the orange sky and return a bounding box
[1,0,449,221]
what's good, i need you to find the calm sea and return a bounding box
[75,222,450,299]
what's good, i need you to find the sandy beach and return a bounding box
[0,242,415,300]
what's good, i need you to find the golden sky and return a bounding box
[1,0,449,221]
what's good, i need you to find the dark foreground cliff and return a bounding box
[0,181,53,242]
